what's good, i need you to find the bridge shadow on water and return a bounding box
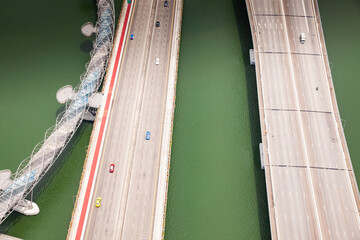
[0,122,90,234]
[232,0,271,239]
[56,105,66,117]
[81,40,94,54]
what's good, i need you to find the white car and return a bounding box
[155,58,159,65]
[300,33,306,44]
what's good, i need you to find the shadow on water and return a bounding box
[232,0,271,239]
[56,105,66,117]
[81,40,94,53]
[0,122,90,233]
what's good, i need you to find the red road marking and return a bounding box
[75,3,132,240]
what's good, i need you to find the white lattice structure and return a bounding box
[0,0,115,224]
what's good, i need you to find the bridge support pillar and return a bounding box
[88,92,104,109]
[83,110,96,122]
[13,199,39,216]
[56,85,103,122]
[84,92,103,122]
[56,85,75,104]
[259,143,264,170]
[250,49,255,65]
[81,22,98,37]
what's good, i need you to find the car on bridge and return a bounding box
[95,197,101,208]
[146,131,150,140]
[300,33,306,44]
[164,1,168,7]
[130,34,134,40]
[109,164,115,173]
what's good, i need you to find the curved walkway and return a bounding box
[0,0,115,224]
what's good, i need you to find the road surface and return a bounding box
[82,0,175,239]
[246,0,360,239]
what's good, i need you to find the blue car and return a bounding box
[146,131,150,140]
[130,34,134,40]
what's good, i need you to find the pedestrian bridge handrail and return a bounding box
[0,0,115,224]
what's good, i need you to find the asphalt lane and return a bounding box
[82,0,175,239]
[247,0,360,239]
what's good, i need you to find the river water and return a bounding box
[0,0,358,239]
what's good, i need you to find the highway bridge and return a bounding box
[67,0,183,239]
[0,0,182,238]
[81,0,176,238]
[246,0,360,239]
[2,0,358,239]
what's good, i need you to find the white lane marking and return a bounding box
[279,0,323,238]
[311,0,360,231]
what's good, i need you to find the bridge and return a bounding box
[66,0,183,239]
[0,0,115,224]
[246,0,360,239]
[0,0,182,239]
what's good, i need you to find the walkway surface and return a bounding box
[0,234,22,240]
[68,0,182,239]
[246,0,360,239]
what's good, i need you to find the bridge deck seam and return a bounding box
[259,51,324,56]
[254,13,315,18]
[264,108,334,114]
[268,164,352,171]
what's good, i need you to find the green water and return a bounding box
[0,0,96,238]
[4,124,93,239]
[164,0,269,239]
[0,0,96,172]
[0,0,359,239]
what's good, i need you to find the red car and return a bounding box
[109,164,115,173]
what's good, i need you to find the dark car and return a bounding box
[156,21,160,27]
[164,1,168,7]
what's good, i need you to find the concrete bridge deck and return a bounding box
[67,0,182,239]
[246,0,360,239]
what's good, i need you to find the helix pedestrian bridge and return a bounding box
[0,0,115,224]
